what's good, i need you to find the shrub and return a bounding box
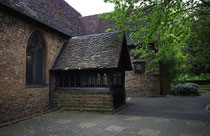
[171,83,199,96]
[184,83,199,89]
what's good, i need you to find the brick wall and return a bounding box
[125,72,154,97]
[52,90,113,112]
[125,48,161,97]
[0,10,67,124]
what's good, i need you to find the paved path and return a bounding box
[117,95,210,121]
[0,111,210,136]
[0,95,210,136]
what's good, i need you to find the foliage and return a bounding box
[57,104,64,112]
[185,83,200,89]
[171,83,199,96]
[176,73,210,81]
[101,0,210,80]
[184,4,210,75]
[80,108,84,112]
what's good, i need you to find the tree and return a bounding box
[101,0,209,80]
[201,0,210,6]
[185,3,210,74]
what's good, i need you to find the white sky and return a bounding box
[65,0,115,16]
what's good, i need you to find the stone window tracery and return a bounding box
[26,31,46,86]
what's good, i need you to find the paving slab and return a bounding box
[0,95,210,136]
[0,110,210,136]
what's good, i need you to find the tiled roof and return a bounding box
[80,15,135,46]
[80,14,115,35]
[52,31,131,70]
[1,0,142,45]
[0,0,85,36]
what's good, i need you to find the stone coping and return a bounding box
[55,87,112,94]
[63,107,114,112]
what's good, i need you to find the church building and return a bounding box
[0,0,170,124]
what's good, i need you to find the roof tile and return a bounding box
[1,0,85,36]
[52,31,124,70]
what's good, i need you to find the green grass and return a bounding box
[199,85,210,90]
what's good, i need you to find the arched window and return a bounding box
[26,31,46,86]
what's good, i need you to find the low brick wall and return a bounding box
[52,88,113,112]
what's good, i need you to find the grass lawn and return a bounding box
[199,85,210,95]
[199,85,210,90]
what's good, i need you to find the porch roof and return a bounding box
[51,31,132,71]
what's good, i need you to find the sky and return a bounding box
[65,0,115,16]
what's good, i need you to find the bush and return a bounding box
[171,83,199,96]
[184,83,199,89]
